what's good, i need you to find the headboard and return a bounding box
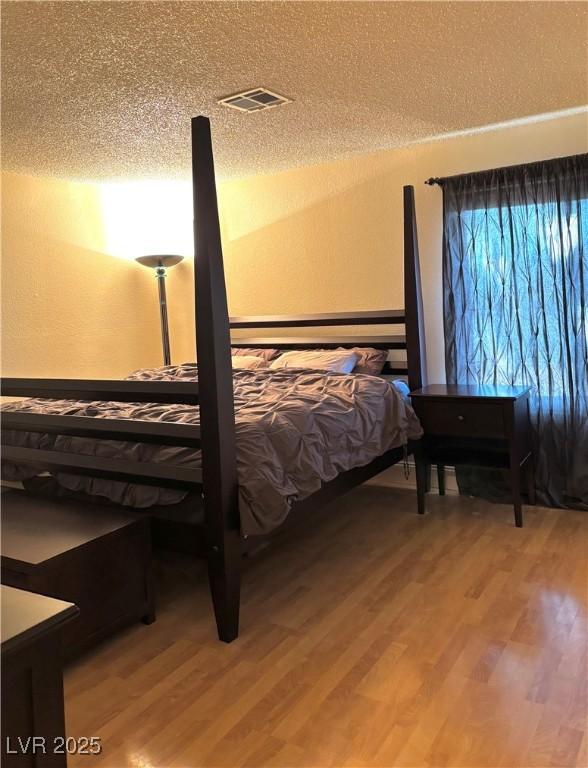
[228,186,427,390]
[229,310,409,377]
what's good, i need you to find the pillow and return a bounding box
[391,380,411,399]
[231,355,268,370]
[231,347,280,362]
[269,349,359,374]
[347,347,388,375]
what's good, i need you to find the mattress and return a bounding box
[1,363,422,535]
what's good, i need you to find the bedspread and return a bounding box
[1,364,422,535]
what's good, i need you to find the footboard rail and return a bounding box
[1,411,200,447]
[1,378,203,489]
[1,378,199,404]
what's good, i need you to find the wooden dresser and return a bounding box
[1,491,155,656]
[1,585,78,767]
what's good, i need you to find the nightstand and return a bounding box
[410,384,535,527]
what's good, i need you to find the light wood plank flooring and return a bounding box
[65,487,587,767]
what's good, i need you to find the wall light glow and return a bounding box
[99,180,193,260]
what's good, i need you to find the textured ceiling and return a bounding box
[1,1,587,181]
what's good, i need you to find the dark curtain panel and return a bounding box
[443,154,588,508]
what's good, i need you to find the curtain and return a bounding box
[442,154,588,508]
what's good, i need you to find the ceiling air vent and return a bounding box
[218,88,291,113]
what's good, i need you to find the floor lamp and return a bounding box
[135,254,184,366]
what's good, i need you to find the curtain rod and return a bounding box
[424,152,586,187]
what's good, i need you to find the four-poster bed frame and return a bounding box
[1,117,426,642]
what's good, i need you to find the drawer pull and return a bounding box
[457,415,465,421]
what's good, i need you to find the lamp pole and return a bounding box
[135,254,184,366]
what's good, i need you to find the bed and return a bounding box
[1,117,427,642]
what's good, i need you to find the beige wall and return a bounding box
[219,111,587,383]
[2,111,586,380]
[1,173,195,377]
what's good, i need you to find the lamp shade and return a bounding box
[135,254,184,269]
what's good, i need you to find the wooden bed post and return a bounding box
[191,116,241,642]
[403,185,427,391]
[403,184,429,513]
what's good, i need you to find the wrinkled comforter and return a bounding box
[1,364,422,535]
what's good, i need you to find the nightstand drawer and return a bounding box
[419,400,505,439]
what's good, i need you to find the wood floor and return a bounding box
[64,486,587,768]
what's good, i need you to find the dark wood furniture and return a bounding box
[0,117,427,642]
[410,384,535,527]
[1,585,78,768]
[1,491,154,656]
